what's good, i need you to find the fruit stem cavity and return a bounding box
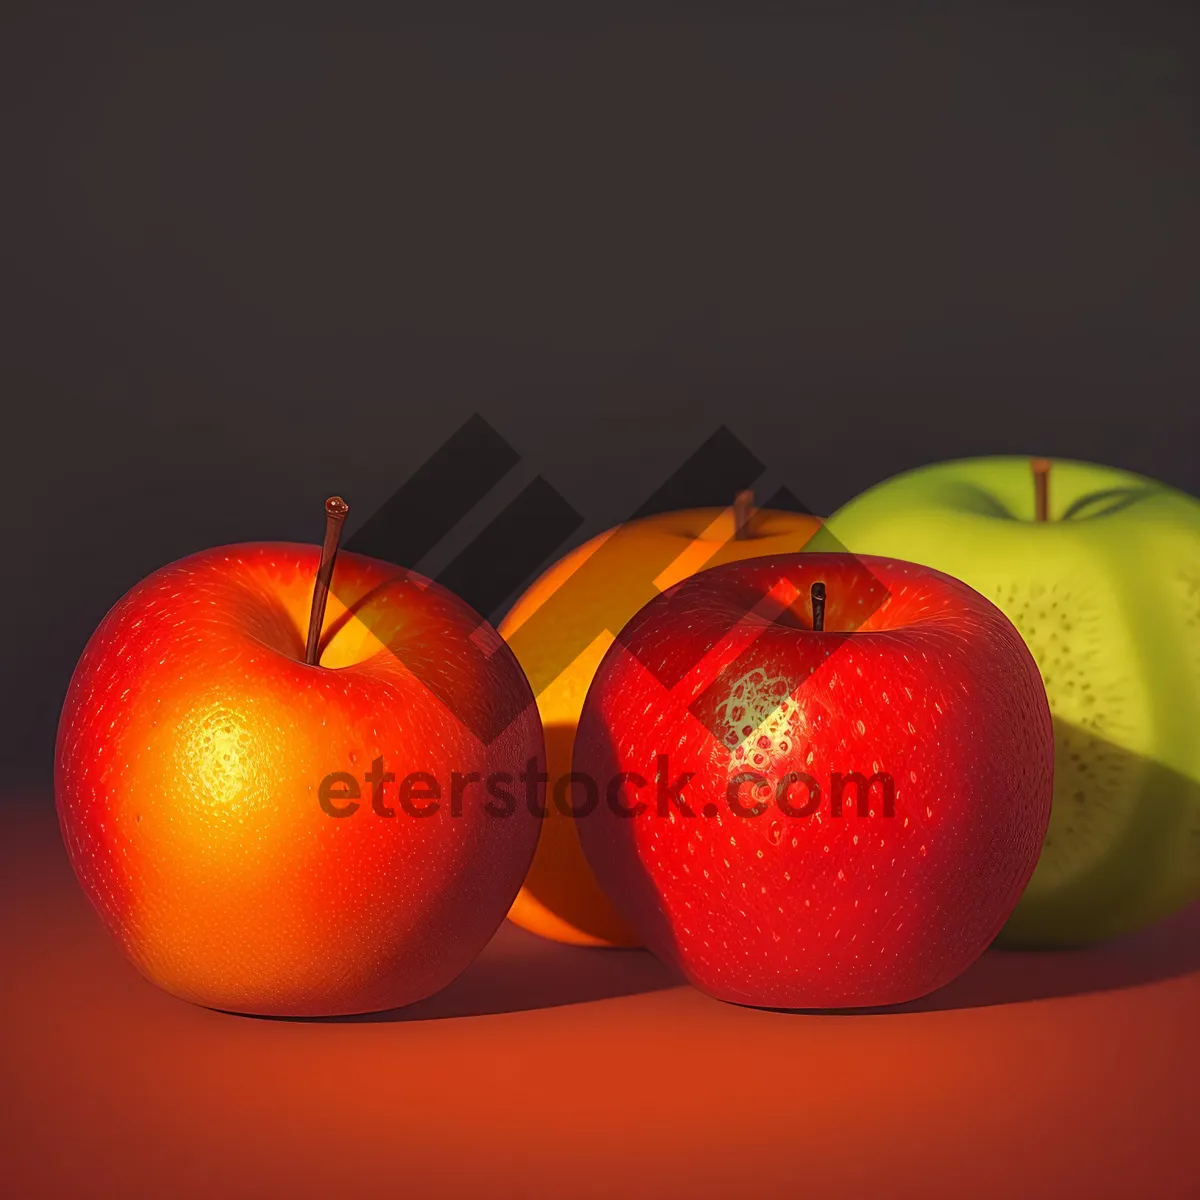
[305,496,350,666]
[811,582,826,631]
[733,489,756,540]
[1032,458,1052,522]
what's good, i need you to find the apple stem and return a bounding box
[733,489,755,540]
[304,496,350,666]
[811,582,826,632]
[1031,458,1051,522]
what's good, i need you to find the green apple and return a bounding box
[813,456,1200,947]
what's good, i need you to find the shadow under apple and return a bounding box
[866,898,1200,1015]
[565,715,1200,1019]
[875,720,1200,1014]
[279,922,682,1023]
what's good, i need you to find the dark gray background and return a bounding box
[3,2,1198,770]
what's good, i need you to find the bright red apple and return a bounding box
[55,499,544,1017]
[572,552,1054,1009]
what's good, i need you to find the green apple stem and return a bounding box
[1032,458,1051,522]
[811,582,826,632]
[304,496,350,666]
[733,489,756,540]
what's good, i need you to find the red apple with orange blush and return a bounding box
[55,498,545,1017]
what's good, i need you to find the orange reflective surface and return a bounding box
[3,784,1198,1199]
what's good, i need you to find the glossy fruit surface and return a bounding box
[56,543,544,1016]
[573,553,1054,1008]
